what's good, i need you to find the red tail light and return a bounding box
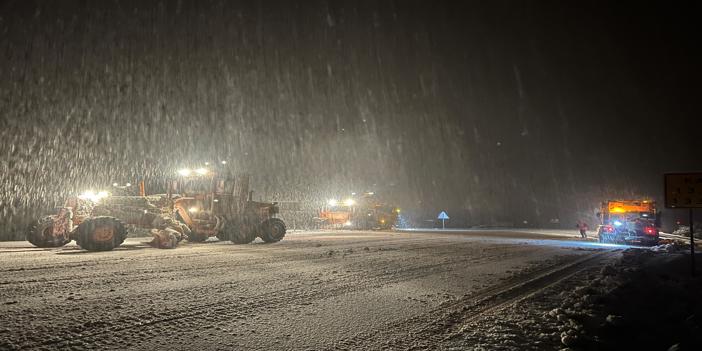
[603,225,615,233]
[644,226,657,235]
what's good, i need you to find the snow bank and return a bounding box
[550,245,702,350]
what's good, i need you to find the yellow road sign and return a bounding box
[664,173,702,208]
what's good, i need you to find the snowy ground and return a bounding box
[0,230,637,350]
[545,242,702,350]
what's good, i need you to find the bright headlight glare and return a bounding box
[188,207,199,213]
[195,168,208,175]
[178,168,192,176]
[328,199,338,207]
[79,190,109,202]
[343,198,355,206]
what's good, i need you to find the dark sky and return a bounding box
[0,0,699,235]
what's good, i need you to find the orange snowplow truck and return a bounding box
[319,192,399,230]
[596,200,660,245]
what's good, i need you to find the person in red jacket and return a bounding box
[576,221,589,238]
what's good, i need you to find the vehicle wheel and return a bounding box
[75,217,128,251]
[260,218,286,243]
[188,232,208,242]
[230,230,256,244]
[26,216,71,248]
[224,220,256,244]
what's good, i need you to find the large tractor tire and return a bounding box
[260,218,286,243]
[230,230,257,244]
[26,216,71,248]
[223,220,256,245]
[223,220,256,244]
[75,216,128,251]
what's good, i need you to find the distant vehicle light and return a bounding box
[125,183,131,187]
[395,208,401,213]
[188,207,199,213]
[221,161,227,165]
[112,183,119,187]
[644,226,657,235]
[343,198,355,206]
[328,199,338,207]
[613,220,623,226]
[344,221,352,226]
[178,168,192,176]
[603,225,615,233]
[195,168,209,175]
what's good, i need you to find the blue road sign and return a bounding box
[438,211,449,220]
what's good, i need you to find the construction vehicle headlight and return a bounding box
[78,190,109,203]
[178,168,192,176]
[188,207,199,213]
[195,168,209,175]
[344,198,355,206]
[78,190,96,201]
[328,199,338,207]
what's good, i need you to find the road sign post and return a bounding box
[664,173,702,276]
[438,211,449,230]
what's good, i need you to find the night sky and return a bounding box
[0,0,699,237]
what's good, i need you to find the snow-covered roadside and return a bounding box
[550,242,702,350]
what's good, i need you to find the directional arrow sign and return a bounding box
[438,211,449,229]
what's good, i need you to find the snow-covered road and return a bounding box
[0,230,619,350]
